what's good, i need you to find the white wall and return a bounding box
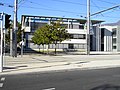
[64,29,87,44]
[66,29,87,34]
[62,39,86,44]
[101,26,117,51]
[95,25,101,51]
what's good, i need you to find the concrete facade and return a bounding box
[101,25,120,52]
[21,15,103,52]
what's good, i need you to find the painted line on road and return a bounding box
[1,77,5,81]
[0,83,3,88]
[42,87,55,90]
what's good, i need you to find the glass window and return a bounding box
[79,25,84,29]
[113,46,116,49]
[31,22,47,31]
[74,34,78,39]
[69,34,74,39]
[113,38,116,44]
[70,34,86,39]
[74,44,79,49]
[49,44,54,49]
[63,44,68,48]
[78,44,85,49]
[68,44,74,49]
[112,28,117,37]
[25,18,29,26]
[58,44,63,49]
[78,34,86,39]
[73,24,79,29]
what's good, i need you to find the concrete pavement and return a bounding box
[1,53,120,75]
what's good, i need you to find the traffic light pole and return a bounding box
[0,12,3,72]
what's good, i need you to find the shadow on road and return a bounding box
[3,65,28,70]
[90,84,120,90]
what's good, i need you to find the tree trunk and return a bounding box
[39,45,40,52]
[42,44,44,53]
[55,41,57,54]
[47,44,49,54]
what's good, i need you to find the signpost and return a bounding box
[0,12,3,72]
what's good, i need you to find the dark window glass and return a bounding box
[112,28,117,37]
[113,46,116,49]
[113,38,116,43]
[69,34,86,39]
[68,44,74,49]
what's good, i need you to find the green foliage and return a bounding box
[50,20,69,54]
[5,21,22,44]
[17,22,22,43]
[50,21,69,43]
[32,20,70,54]
[32,25,51,46]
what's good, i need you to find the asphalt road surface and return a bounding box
[1,67,120,90]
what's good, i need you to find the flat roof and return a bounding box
[22,15,104,24]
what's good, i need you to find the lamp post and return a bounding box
[0,12,3,72]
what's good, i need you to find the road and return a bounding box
[0,67,120,90]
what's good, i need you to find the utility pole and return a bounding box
[86,0,90,55]
[13,0,18,57]
[85,2,120,55]
[0,12,3,72]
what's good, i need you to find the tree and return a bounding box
[31,25,51,52]
[50,21,69,54]
[32,20,70,54]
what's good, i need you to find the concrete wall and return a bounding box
[92,26,97,51]
[104,27,112,51]
[22,16,102,52]
[117,26,120,51]
[101,26,117,51]
[95,25,101,51]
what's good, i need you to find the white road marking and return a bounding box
[42,87,55,90]
[0,77,5,88]
[0,83,3,87]
[1,77,5,81]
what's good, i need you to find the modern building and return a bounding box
[101,20,120,52]
[21,15,103,52]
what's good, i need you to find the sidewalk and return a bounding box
[1,53,120,75]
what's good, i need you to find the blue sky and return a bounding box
[0,0,120,23]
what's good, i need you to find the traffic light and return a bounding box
[5,14,11,29]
